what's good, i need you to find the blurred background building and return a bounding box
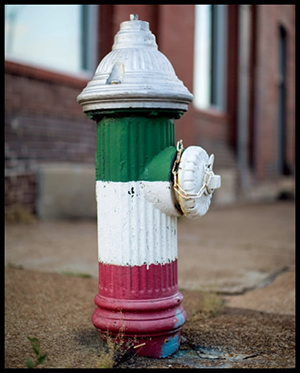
[5,4,295,219]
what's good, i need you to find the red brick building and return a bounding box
[5,5,295,218]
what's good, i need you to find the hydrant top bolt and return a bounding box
[130,14,138,21]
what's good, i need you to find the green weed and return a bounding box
[26,336,47,368]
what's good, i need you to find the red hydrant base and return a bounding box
[92,292,186,358]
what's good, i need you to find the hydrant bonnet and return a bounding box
[77,14,193,112]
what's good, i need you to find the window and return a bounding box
[5,5,98,76]
[193,5,227,111]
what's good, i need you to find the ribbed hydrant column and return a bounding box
[77,14,221,358]
[92,111,183,358]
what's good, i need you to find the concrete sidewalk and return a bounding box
[5,200,295,368]
[5,200,295,303]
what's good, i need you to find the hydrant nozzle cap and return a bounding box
[77,14,193,112]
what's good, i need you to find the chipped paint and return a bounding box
[175,308,186,328]
[161,334,180,358]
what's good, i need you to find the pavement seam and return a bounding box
[216,265,290,296]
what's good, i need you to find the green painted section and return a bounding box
[141,147,177,182]
[95,114,176,182]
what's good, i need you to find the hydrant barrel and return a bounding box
[91,111,186,358]
[77,14,220,358]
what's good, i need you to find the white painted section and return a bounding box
[142,181,182,217]
[96,181,178,266]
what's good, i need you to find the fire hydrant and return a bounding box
[77,14,221,358]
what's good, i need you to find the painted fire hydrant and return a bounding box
[77,14,221,358]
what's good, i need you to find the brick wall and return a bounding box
[254,5,295,179]
[5,61,97,214]
[5,173,37,216]
[5,108,96,168]
[5,63,97,169]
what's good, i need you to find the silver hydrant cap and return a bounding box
[77,14,193,112]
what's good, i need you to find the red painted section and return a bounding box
[93,292,185,334]
[92,261,186,357]
[98,261,178,299]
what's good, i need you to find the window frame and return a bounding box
[193,4,228,113]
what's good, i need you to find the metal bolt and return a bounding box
[130,14,138,21]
